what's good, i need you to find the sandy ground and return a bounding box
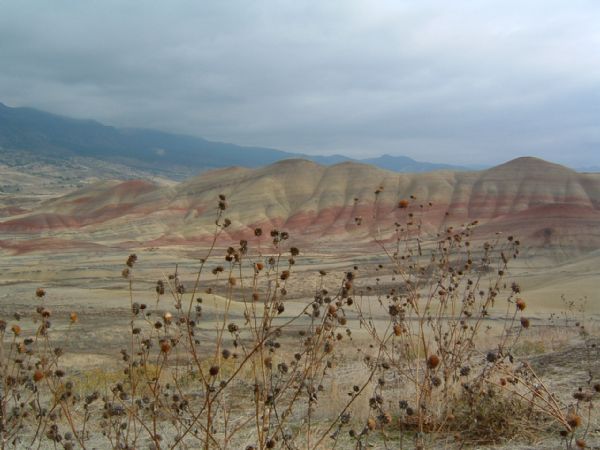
[1,243,599,366]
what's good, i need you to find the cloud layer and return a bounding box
[1,0,599,166]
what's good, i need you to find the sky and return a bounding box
[1,1,600,168]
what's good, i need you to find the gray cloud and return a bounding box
[1,0,599,167]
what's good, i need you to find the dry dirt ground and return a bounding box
[0,245,599,449]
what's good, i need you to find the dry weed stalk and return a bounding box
[0,193,595,449]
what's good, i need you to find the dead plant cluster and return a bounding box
[0,194,596,449]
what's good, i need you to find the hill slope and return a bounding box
[1,157,599,256]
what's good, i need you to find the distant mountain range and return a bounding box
[0,102,468,178]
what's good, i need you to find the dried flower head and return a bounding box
[398,199,410,209]
[160,341,171,354]
[516,298,526,311]
[36,287,46,298]
[126,254,137,268]
[33,370,44,382]
[367,417,377,431]
[427,354,440,369]
[567,413,581,428]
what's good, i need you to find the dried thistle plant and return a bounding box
[0,192,595,450]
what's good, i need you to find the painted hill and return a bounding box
[1,157,599,257]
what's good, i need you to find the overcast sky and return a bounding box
[1,1,599,167]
